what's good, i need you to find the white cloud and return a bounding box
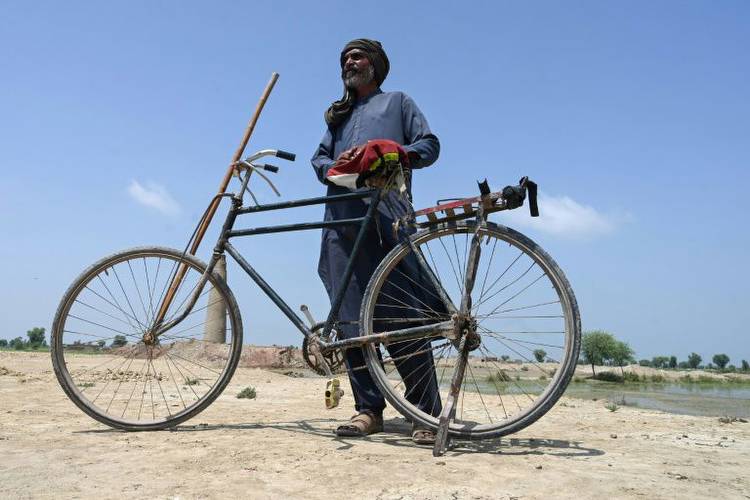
[127,180,181,216]
[500,192,627,238]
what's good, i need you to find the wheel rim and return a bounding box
[362,223,580,437]
[52,249,240,428]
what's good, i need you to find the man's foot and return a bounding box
[411,424,436,445]
[335,411,383,437]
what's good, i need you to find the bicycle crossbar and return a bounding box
[227,218,363,238]
[236,190,375,214]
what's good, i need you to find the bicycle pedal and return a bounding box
[324,378,345,409]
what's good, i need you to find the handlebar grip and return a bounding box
[276,150,296,161]
[260,164,279,173]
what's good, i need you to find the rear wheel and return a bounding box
[51,246,243,430]
[360,222,580,439]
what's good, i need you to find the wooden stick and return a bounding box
[153,73,280,327]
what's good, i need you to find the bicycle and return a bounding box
[51,147,581,456]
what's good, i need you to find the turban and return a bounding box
[324,39,390,128]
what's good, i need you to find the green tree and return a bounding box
[712,353,730,370]
[0,339,7,348]
[96,340,106,348]
[668,356,677,369]
[611,341,635,375]
[26,327,46,349]
[581,331,618,376]
[638,359,652,367]
[742,360,750,372]
[651,356,670,369]
[687,352,702,369]
[10,337,25,350]
[111,335,128,348]
[533,349,547,363]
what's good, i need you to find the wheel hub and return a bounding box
[452,314,481,351]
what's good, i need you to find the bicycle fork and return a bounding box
[433,195,486,457]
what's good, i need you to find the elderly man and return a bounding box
[311,39,442,443]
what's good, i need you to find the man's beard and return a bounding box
[343,65,375,89]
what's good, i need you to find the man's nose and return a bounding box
[344,57,356,70]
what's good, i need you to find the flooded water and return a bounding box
[563,381,750,418]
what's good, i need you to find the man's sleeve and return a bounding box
[311,128,336,184]
[400,93,440,169]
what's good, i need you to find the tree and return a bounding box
[111,335,127,348]
[581,331,618,376]
[638,359,652,367]
[611,341,635,375]
[533,349,547,363]
[677,361,690,369]
[668,356,677,369]
[0,339,7,348]
[96,340,106,348]
[742,360,750,372]
[9,337,25,350]
[712,353,730,370]
[651,356,670,369]
[26,327,46,349]
[500,355,510,362]
[687,352,702,369]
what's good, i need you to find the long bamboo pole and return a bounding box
[152,73,280,328]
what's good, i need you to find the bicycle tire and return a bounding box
[51,246,243,431]
[360,221,580,440]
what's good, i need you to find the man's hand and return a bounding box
[336,145,363,163]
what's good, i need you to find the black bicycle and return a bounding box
[51,148,580,455]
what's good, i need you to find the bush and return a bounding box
[622,372,640,383]
[650,374,666,383]
[237,387,256,399]
[742,360,750,372]
[604,401,619,412]
[638,359,652,367]
[487,370,511,383]
[0,339,7,348]
[520,366,529,372]
[594,371,624,383]
[111,335,127,348]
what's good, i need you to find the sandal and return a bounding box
[411,425,436,445]
[335,411,383,437]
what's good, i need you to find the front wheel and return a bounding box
[360,222,580,440]
[51,246,243,430]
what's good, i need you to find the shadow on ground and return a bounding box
[76,416,604,457]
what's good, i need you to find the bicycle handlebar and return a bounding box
[275,150,296,161]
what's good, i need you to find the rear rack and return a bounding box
[410,177,539,228]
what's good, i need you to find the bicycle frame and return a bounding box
[155,185,460,354]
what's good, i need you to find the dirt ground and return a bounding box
[1,351,748,500]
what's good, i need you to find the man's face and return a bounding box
[342,49,375,89]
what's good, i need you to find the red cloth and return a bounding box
[326,139,409,188]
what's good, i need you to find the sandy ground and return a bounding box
[1,351,748,500]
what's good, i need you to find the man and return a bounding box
[311,39,442,444]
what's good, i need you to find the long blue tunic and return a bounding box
[310,89,442,415]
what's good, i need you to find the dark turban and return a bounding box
[324,38,390,129]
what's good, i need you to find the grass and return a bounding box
[237,386,256,399]
[604,401,619,412]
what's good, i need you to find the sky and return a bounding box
[1,1,748,363]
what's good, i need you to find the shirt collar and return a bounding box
[355,88,383,105]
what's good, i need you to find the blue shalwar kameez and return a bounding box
[311,89,443,416]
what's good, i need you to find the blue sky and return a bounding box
[1,1,748,363]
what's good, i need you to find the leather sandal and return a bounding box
[411,425,436,445]
[335,411,383,437]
